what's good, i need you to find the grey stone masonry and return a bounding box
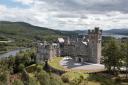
[36,41,60,64]
[36,27,102,64]
[88,27,102,63]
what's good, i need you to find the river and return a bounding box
[0,48,30,59]
[102,34,128,39]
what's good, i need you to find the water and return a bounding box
[85,33,128,39]
[0,48,29,59]
[102,33,128,39]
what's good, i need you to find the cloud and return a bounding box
[14,0,34,5]
[0,0,128,30]
[0,5,7,14]
[40,0,128,13]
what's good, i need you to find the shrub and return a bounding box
[26,64,36,73]
[28,77,39,85]
[18,63,25,72]
[61,74,69,83]
[61,72,88,84]
[36,70,50,85]
[12,79,24,85]
[50,73,64,85]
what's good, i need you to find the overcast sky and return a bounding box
[0,0,128,30]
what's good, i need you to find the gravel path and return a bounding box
[60,57,105,72]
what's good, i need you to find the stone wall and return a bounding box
[36,27,102,64]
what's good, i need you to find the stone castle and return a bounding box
[36,27,102,64]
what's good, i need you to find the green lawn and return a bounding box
[48,57,66,71]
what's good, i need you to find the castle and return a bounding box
[36,27,102,64]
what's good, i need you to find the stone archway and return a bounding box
[78,58,82,62]
[75,57,84,63]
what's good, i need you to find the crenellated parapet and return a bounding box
[88,27,102,34]
[36,41,60,64]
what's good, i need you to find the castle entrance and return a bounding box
[75,57,84,63]
[78,58,82,62]
[77,57,84,63]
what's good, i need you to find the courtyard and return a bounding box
[49,57,105,73]
[60,57,105,72]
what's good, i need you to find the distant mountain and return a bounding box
[71,29,128,36]
[0,21,60,35]
[1,21,127,41]
[73,30,88,35]
[104,29,128,35]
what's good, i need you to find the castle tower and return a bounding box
[88,27,102,63]
[66,37,70,45]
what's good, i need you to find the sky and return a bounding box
[0,0,128,30]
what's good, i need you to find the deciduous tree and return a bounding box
[103,39,122,74]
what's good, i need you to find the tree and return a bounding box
[0,64,9,85]
[0,71,9,85]
[7,56,15,74]
[103,39,122,74]
[121,42,128,78]
[14,49,36,73]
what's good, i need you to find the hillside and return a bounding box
[0,21,79,53]
[0,21,76,53]
[0,21,64,42]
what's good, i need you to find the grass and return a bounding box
[29,73,35,77]
[87,82,100,85]
[61,71,101,85]
[48,57,66,71]
[62,72,89,81]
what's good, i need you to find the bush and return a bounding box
[18,64,25,72]
[28,77,39,85]
[61,72,88,85]
[36,70,50,85]
[26,64,36,73]
[88,74,116,85]
[61,74,69,83]
[0,71,9,85]
[36,64,43,73]
[12,79,24,85]
[50,73,64,85]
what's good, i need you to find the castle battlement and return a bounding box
[88,27,102,34]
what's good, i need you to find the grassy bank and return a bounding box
[48,57,66,71]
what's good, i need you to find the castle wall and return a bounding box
[36,43,59,63]
[36,27,102,64]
